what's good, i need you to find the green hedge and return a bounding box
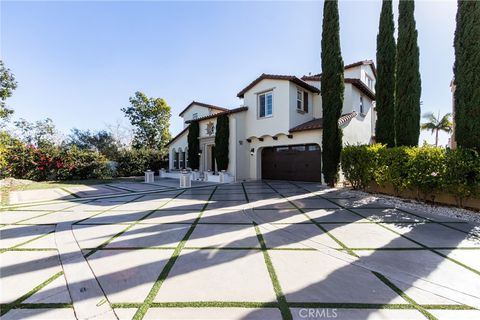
[341,144,480,202]
[115,148,167,177]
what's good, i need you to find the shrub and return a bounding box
[116,148,167,177]
[444,148,480,203]
[405,146,445,199]
[341,144,384,190]
[341,145,480,204]
[0,133,111,181]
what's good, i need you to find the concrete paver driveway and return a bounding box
[1,181,480,320]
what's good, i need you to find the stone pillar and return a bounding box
[144,170,154,183]
[219,170,226,183]
[192,169,200,181]
[180,170,192,188]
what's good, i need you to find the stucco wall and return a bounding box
[289,82,315,129]
[168,130,188,170]
[243,79,291,138]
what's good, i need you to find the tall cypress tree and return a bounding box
[375,0,396,147]
[187,121,200,170]
[454,1,480,150]
[321,0,344,186]
[214,114,229,171]
[395,0,421,147]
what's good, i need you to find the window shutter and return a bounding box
[304,91,308,112]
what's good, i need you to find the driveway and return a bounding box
[1,181,480,320]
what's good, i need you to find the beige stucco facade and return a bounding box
[166,60,377,183]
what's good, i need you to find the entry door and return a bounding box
[261,144,321,182]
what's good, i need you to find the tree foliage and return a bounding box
[375,0,396,147]
[14,118,57,148]
[68,128,120,160]
[395,0,421,147]
[121,92,172,150]
[0,60,17,123]
[187,121,200,170]
[214,114,229,171]
[454,1,480,150]
[420,112,452,146]
[321,0,344,186]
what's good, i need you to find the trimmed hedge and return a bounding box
[341,144,480,203]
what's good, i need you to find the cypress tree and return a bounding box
[321,0,344,186]
[187,121,200,170]
[375,0,396,147]
[214,114,229,171]
[454,1,480,150]
[395,0,421,147]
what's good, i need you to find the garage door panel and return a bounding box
[261,144,321,182]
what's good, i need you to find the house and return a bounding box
[166,60,377,183]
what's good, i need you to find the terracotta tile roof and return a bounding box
[184,106,248,124]
[178,101,229,117]
[289,112,357,133]
[237,74,320,98]
[301,60,377,81]
[165,126,189,147]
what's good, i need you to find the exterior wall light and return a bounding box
[250,148,255,156]
[198,150,202,156]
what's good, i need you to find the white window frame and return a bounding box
[360,96,365,115]
[192,113,198,120]
[296,88,304,111]
[258,91,273,118]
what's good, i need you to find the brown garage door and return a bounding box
[261,144,322,182]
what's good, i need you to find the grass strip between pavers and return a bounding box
[253,223,293,320]
[110,301,477,310]
[83,190,187,258]
[290,182,480,276]
[131,186,218,320]
[286,182,449,320]
[2,303,73,309]
[394,206,477,236]
[0,199,100,228]
[372,272,438,320]
[0,229,55,254]
[72,193,148,225]
[263,181,358,257]
[0,271,64,316]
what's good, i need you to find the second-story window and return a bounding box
[365,75,373,89]
[192,113,198,119]
[297,89,309,112]
[258,91,273,118]
[297,89,304,111]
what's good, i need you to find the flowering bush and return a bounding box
[0,133,111,181]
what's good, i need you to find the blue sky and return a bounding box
[1,0,457,146]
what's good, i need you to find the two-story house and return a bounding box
[166,60,376,183]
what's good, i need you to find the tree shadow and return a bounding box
[1,180,479,319]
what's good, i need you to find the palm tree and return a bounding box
[421,111,453,146]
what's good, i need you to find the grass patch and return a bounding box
[0,271,64,316]
[373,272,438,320]
[1,177,144,193]
[254,223,292,320]
[132,186,218,320]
